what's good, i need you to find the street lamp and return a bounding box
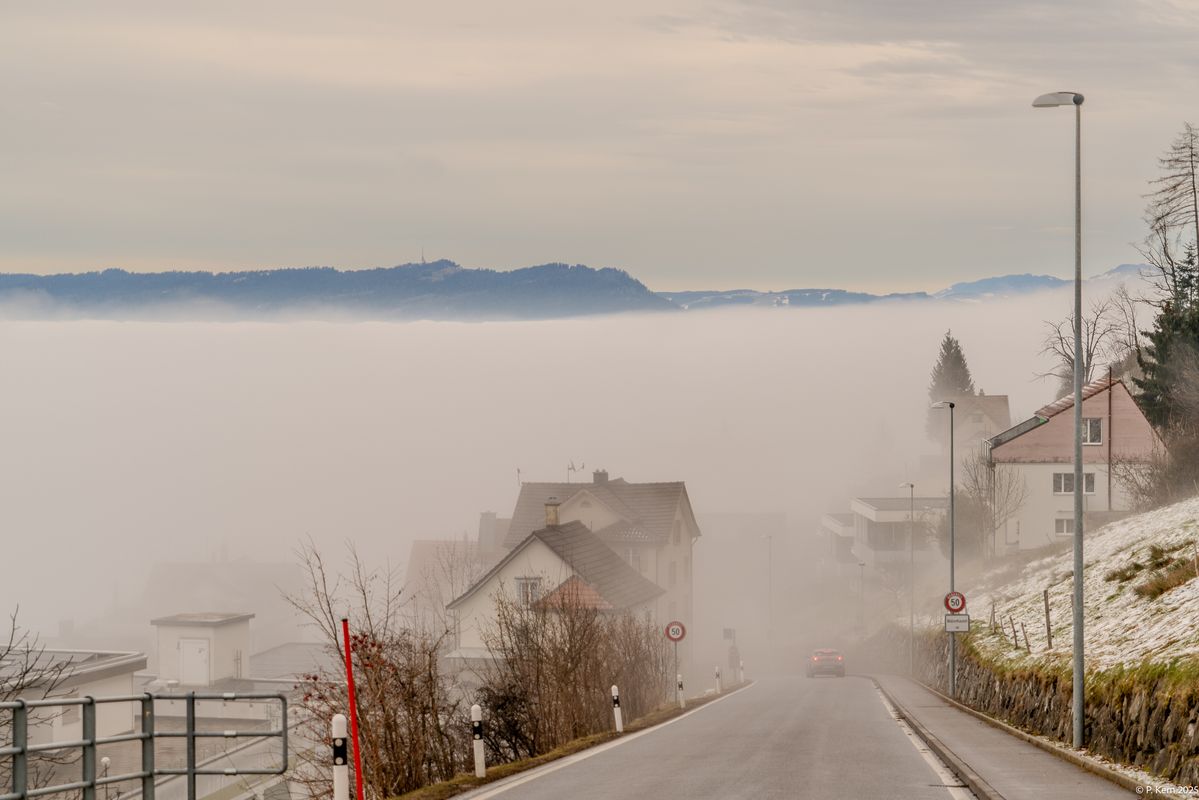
[762,534,773,656]
[932,400,956,697]
[857,561,866,631]
[900,482,916,675]
[1033,89,1085,750]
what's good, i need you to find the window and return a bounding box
[516,577,541,606]
[1055,518,1075,535]
[624,547,642,573]
[1053,472,1095,494]
[668,561,677,587]
[672,521,682,546]
[1082,418,1102,444]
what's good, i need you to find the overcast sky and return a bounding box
[3,1,1197,291]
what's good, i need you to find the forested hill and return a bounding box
[0,261,675,320]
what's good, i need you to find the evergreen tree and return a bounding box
[927,330,976,442]
[1135,301,1199,429]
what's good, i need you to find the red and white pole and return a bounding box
[341,618,365,800]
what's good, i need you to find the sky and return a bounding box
[4,1,1198,292]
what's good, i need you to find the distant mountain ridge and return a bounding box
[0,260,674,320]
[0,261,1149,320]
[663,264,1147,310]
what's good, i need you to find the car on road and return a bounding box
[806,648,845,677]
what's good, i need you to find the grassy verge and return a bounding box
[394,684,748,800]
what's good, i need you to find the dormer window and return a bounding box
[1082,418,1102,445]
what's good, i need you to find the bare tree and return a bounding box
[1039,299,1125,398]
[476,584,670,762]
[1140,123,1199,309]
[282,541,467,800]
[0,608,72,791]
[407,539,484,639]
[962,450,1029,560]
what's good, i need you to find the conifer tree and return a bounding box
[927,331,976,442]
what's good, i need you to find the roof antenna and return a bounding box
[566,460,585,483]
[516,467,522,487]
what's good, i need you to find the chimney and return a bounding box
[593,470,609,484]
[545,497,561,527]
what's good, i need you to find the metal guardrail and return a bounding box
[0,693,288,800]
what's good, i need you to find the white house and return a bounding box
[986,377,1162,551]
[500,471,701,636]
[446,506,664,660]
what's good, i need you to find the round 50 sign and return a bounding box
[944,592,966,613]
[665,621,687,642]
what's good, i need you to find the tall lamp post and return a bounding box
[857,561,866,631]
[1033,89,1085,749]
[900,482,916,675]
[762,534,774,659]
[932,400,956,697]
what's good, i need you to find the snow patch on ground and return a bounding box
[963,495,1199,670]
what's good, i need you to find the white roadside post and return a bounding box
[676,673,684,709]
[715,666,722,694]
[611,685,623,733]
[470,704,486,778]
[331,714,349,800]
[739,660,745,684]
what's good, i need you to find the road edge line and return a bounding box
[910,677,1147,795]
[869,677,1006,800]
[456,681,756,799]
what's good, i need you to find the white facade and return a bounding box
[452,539,579,652]
[994,463,1133,551]
[152,614,254,687]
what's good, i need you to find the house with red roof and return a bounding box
[986,377,1163,551]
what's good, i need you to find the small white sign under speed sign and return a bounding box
[665,621,687,642]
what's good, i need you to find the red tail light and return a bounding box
[837,656,843,661]
[811,656,818,661]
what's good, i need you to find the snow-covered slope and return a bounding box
[969,496,1199,670]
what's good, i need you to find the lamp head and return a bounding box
[1033,91,1084,108]
[931,400,955,409]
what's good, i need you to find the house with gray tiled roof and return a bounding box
[445,514,665,659]
[503,471,700,643]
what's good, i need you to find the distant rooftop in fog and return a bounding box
[150,612,255,627]
[250,642,337,680]
[1,649,147,690]
[854,497,948,512]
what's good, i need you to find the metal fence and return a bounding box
[0,693,288,800]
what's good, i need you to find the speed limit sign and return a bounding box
[944,592,966,613]
[665,621,687,642]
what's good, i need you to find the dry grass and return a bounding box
[1133,556,1199,599]
[392,685,747,800]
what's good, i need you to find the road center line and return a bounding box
[874,685,976,800]
[462,683,756,799]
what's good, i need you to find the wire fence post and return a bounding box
[82,698,96,800]
[186,693,197,800]
[12,701,27,800]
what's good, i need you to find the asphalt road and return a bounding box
[461,675,976,800]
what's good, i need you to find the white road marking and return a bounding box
[874,686,976,800]
[461,683,756,799]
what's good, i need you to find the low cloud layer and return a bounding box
[0,287,1091,633]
